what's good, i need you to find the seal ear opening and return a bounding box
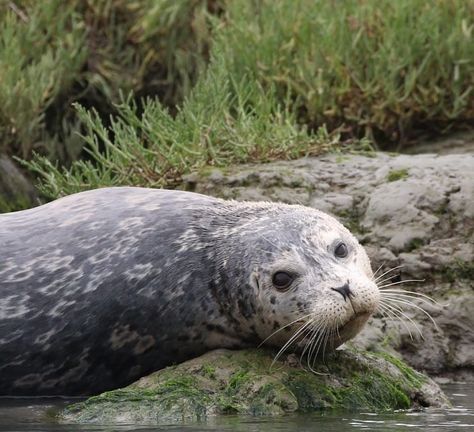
[251,271,261,291]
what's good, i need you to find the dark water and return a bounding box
[1,384,473,432]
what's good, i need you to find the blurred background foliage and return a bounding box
[0,0,217,162]
[0,0,472,200]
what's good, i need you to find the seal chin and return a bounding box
[333,312,372,347]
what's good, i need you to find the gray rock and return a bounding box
[0,154,39,212]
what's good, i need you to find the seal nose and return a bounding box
[331,283,353,302]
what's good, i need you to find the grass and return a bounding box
[212,0,474,141]
[1,0,473,201]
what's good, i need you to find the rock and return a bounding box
[404,130,474,155]
[183,152,474,380]
[61,348,450,425]
[0,154,39,212]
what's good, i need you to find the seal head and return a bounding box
[201,202,379,358]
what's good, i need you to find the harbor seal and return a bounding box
[0,187,379,396]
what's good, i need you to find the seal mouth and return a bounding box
[290,311,370,336]
[336,311,372,345]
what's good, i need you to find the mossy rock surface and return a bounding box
[61,348,449,425]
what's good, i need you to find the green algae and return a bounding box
[61,348,448,425]
[406,237,426,252]
[335,207,369,236]
[387,169,409,182]
[440,260,474,282]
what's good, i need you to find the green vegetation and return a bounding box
[335,206,370,236]
[0,1,85,160]
[387,168,409,182]
[0,0,217,161]
[25,83,334,198]
[441,259,474,282]
[61,348,445,424]
[406,237,425,251]
[1,0,473,203]
[0,194,31,213]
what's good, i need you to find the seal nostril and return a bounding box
[331,283,353,302]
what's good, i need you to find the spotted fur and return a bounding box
[0,187,379,396]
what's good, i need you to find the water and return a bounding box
[1,384,473,432]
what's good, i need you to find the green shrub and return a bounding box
[0,1,86,159]
[1,0,218,161]
[25,61,346,198]
[70,0,218,104]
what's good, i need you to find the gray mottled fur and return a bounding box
[0,187,378,396]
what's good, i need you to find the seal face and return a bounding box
[0,187,379,396]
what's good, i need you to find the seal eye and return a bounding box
[334,242,348,259]
[272,272,293,291]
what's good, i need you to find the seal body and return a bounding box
[0,187,379,396]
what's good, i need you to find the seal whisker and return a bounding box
[308,322,329,369]
[305,320,326,368]
[380,297,439,330]
[306,328,324,373]
[379,289,441,305]
[334,316,342,341]
[271,319,314,367]
[380,293,439,310]
[298,316,324,369]
[378,278,425,289]
[376,306,399,330]
[378,303,417,340]
[309,327,328,371]
[376,272,413,286]
[312,325,332,371]
[374,265,405,282]
[372,261,386,278]
[378,303,422,341]
[321,325,333,362]
[299,320,322,368]
[278,318,317,364]
[258,312,315,348]
[376,303,401,325]
[376,275,403,286]
[379,301,424,339]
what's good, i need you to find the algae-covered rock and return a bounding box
[61,348,449,425]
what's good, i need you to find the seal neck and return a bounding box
[199,203,263,344]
